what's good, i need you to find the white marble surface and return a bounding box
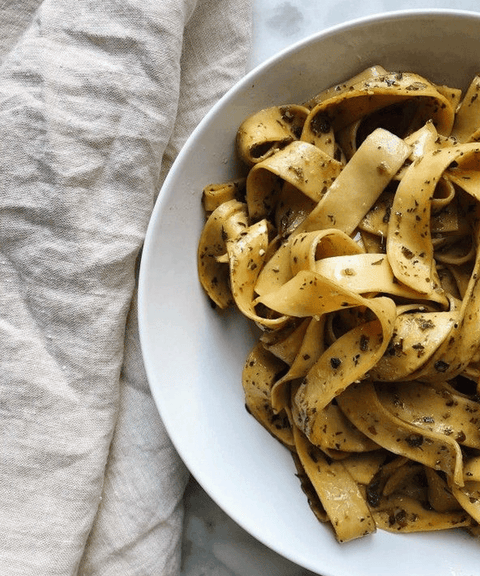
[180,2,480,575]
[246,0,480,70]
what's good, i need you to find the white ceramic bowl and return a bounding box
[139,10,480,576]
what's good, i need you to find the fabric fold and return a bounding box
[0,1,252,574]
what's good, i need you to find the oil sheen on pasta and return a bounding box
[197,65,480,543]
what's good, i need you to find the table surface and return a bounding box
[180,1,479,575]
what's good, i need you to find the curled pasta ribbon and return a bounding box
[404,121,441,156]
[255,229,364,302]
[291,451,329,524]
[201,178,246,213]
[336,108,452,162]
[314,254,448,305]
[359,178,464,247]
[334,119,362,160]
[254,239,293,297]
[341,451,387,485]
[372,494,471,533]
[260,317,311,367]
[303,71,455,138]
[197,199,248,308]
[364,458,471,532]
[452,75,480,142]
[274,182,319,236]
[387,143,480,298]
[256,268,393,320]
[337,381,464,488]
[375,381,480,450]
[269,316,326,412]
[289,229,364,272]
[242,342,294,450]
[464,457,480,482]
[237,105,309,166]
[302,64,389,110]
[293,425,377,542]
[291,400,379,455]
[294,128,411,236]
[246,140,343,221]
[227,219,289,330]
[255,269,395,425]
[451,482,480,525]
[424,467,462,513]
[407,203,480,382]
[370,310,459,381]
[293,311,395,443]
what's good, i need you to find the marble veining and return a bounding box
[180,477,314,576]
[266,2,305,38]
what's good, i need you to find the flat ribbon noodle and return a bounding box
[291,450,329,524]
[335,119,362,160]
[375,381,480,449]
[424,467,462,512]
[270,316,326,412]
[295,128,411,236]
[227,219,289,329]
[302,65,388,110]
[404,120,442,161]
[359,180,462,242]
[372,494,471,533]
[303,71,455,137]
[292,401,380,454]
[337,381,464,487]
[246,140,342,221]
[406,202,480,382]
[451,75,480,142]
[274,182,318,236]
[464,457,480,482]
[260,317,310,366]
[451,481,480,524]
[445,148,480,203]
[381,460,425,497]
[370,310,459,381]
[254,241,293,298]
[292,425,376,542]
[236,104,309,166]
[201,178,246,213]
[441,264,471,300]
[314,253,448,305]
[341,451,388,485]
[357,189,394,238]
[289,229,364,274]
[256,268,394,320]
[242,342,294,449]
[197,199,248,308]
[293,313,394,442]
[335,91,447,163]
[300,113,336,156]
[387,143,480,297]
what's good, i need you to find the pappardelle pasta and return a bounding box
[197,65,480,542]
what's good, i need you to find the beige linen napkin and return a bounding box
[0,1,252,575]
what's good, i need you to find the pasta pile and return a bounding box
[197,65,480,542]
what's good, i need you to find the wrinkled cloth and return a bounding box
[0,1,252,575]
